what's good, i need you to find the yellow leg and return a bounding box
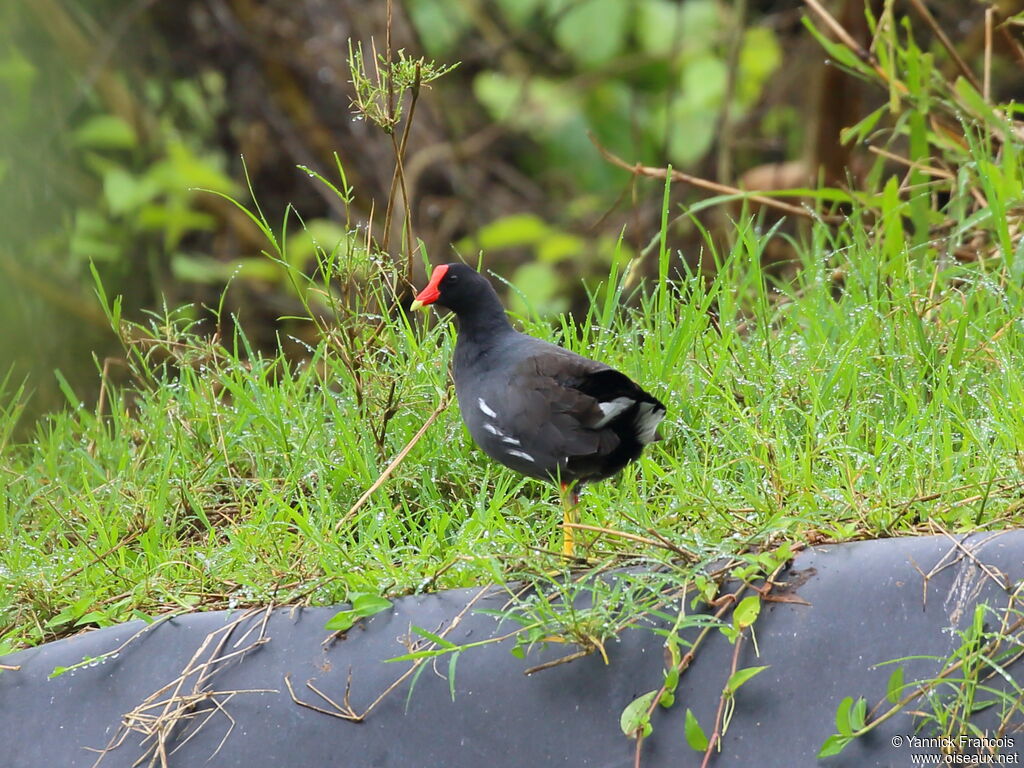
[560,482,578,558]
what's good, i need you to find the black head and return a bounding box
[410,263,493,315]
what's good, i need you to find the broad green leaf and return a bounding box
[287,219,353,270]
[150,141,236,194]
[732,596,761,630]
[682,54,728,108]
[664,665,680,692]
[472,73,577,135]
[71,209,122,262]
[463,213,550,251]
[619,690,658,737]
[886,666,904,704]
[849,697,867,731]
[72,114,138,150]
[171,254,280,284]
[684,708,709,751]
[738,27,781,106]
[495,0,544,26]
[725,665,768,694]
[818,734,852,758]
[835,696,854,737]
[509,262,568,318]
[555,0,628,69]
[103,168,158,215]
[404,0,470,56]
[351,594,392,616]
[536,232,584,263]
[324,610,357,632]
[324,594,391,631]
[637,0,679,56]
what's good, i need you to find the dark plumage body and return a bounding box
[412,263,666,491]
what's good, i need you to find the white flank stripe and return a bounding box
[507,449,535,463]
[478,398,497,418]
[484,422,522,446]
[635,402,665,444]
[595,396,635,427]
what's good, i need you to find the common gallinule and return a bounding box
[411,263,666,557]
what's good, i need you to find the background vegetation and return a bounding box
[7,0,1017,419]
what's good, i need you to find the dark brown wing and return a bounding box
[471,348,621,481]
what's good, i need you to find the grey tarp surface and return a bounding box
[2,532,1022,767]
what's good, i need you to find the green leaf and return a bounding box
[725,665,768,694]
[663,102,717,166]
[287,219,354,269]
[954,77,1002,130]
[410,625,458,650]
[447,650,460,701]
[324,593,391,631]
[72,115,137,150]
[684,708,709,751]
[508,262,568,318]
[886,666,904,704]
[682,54,728,108]
[472,73,577,135]
[464,213,550,251]
[324,610,357,632]
[818,734,852,758]
[351,594,392,616]
[664,666,680,692]
[404,0,470,56]
[840,104,887,146]
[639,0,719,56]
[737,27,781,106]
[834,696,854,737]
[849,697,867,731]
[103,167,158,215]
[658,690,675,708]
[619,690,658,737]
[554,0,628,69]
[495,0,544,26]
[801,17,872,77]
[637,0,679,56]
[732,596,761,630]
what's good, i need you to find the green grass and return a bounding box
[2,186,1024,652]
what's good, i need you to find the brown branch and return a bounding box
[700,636,744,768]
[631,583,751,767]
[590,134,844,223]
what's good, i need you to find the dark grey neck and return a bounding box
[453,287,515,346]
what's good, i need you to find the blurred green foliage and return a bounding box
[408,0,782,313]
[416,0,780,178]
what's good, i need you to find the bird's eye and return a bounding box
[448,273,459,282]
